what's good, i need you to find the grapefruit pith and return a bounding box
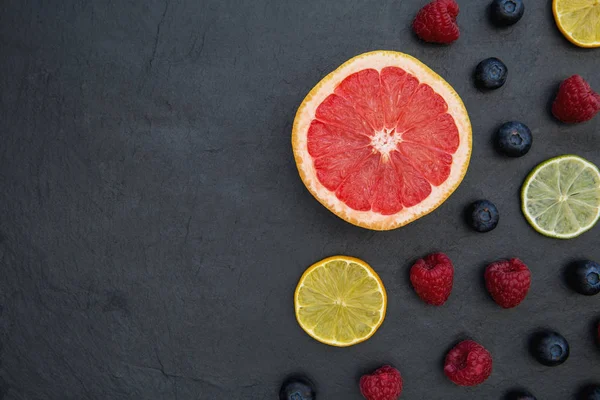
[292,51,472,230]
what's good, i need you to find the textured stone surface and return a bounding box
[0,0,599,399]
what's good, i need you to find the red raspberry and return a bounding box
[485,258,531,309]
[413,0,460,44]
[444,340,492,386]
[410,252,454,306]
[552,75,600,123]
[359,365,403,400]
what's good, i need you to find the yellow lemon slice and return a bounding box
[294,256,387,347]
[553,0,600,48]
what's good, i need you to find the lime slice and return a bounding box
[521,155,600,239]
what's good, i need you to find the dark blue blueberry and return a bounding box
[474,58,508,90]
[530,330,569,366]
[495,121,532,157]
[505,389,537,400]
[567,260,600,296]
[491,0,525,26]
[467,200,499,232]
[580,385,600,400]
[279,377,315,400]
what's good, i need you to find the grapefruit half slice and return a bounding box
[292,51,472,230]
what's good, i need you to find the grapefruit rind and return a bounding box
[292,51,472,230]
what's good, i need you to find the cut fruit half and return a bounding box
[553,0,600,48]
[521,155,600,239]
[294,256,387,347]
[292,51,472,230]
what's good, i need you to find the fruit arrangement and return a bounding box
[285,0,600,398]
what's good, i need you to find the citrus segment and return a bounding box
[294,256,387,347]
[553,0,600,48]
[521,155,600,239]
[292,51,471,230]
[403,113,460,153]
[399,142,453,186]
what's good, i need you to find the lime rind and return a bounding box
[521,155,600,239]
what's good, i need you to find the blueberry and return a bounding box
[279,377,315,400]
[490,0,525,26]
[467,200,499,232]
[567,260,600,296]
[580,385,600,400]
[505,389,537,400]
[530,330,569,366]
[495,121,532,157]
[474,58,508,90]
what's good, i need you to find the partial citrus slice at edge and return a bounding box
[521,155,600,239]
[294,256,387,347]
[553,0,600,48]
[292,51,472,231]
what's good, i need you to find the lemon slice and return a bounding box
[294,256,387,347]
[553,0,600,48]
[521,155,600,239]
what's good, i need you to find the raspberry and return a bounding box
[413,0,460,44]
[485,258,531,309]
[552,75,600,123]
[359,365,403,400]
[444,340,492,386]
[410,252,454,306]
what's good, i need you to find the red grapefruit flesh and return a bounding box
[293,51,471,230]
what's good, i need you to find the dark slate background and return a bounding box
[1,0,599,399]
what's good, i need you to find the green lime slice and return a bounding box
[521,155,600,239]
